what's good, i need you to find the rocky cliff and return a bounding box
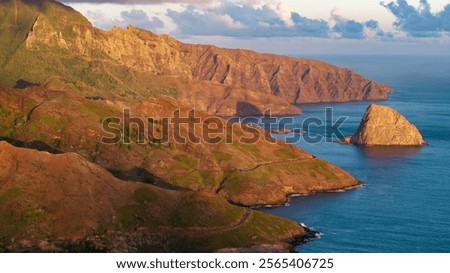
[182,43,392,103]
[0,0,392,116]
[344,104,426,146]
[95,26,393,104]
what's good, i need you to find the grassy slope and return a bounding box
[0,142,304,252]
[0,86,359,207]
[0,0,184,100]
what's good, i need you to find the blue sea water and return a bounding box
[262,55,450,253]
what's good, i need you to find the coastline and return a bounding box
[218,223,320,253]
[249,181,365,252]
[252,181,365,209]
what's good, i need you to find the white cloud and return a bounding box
[166,2,330,38]
[217,14,246,29]
[271,3,295,27]
[84,8,164,31]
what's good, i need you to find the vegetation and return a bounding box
[167,211,300,252]
[224,168,271,195]
[168,170,222,189]
[82,101,116,120]
[232,142,261,158]
[169,194,243,228]
[212,150,232,162]
[23,209,48,223]
[0,105,25,138]
[133,188,158,203]
[0,188,22,204]
[172,154,198,170]
[274,148,298,159]
[279,159,339,180]
[0,189,49,249]
[116,204,159,230]
[0,209,26,249]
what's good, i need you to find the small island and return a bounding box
[340,104,426,146]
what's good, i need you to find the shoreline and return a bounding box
[254,181,365,252]
[251,181,365,209]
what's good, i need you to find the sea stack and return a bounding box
[345,104,426,146]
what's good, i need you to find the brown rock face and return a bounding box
[350,104,426,146]
[94,27,393,107]
[182,45,393,104]
[0,0,392,116]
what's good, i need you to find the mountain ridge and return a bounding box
[0,85,361,206]
[0,0,392,116]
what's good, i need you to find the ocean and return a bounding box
[262,55,450,253]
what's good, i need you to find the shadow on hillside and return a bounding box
[107,167,190,191]
[0,137,185,192]
[14,79,39,89]
[236,101,263,117]
[0,136,61,154]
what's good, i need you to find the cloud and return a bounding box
[331,16,365,39]
[121,9,164,29]
[166,3,329,38]
[365,20,379,30]
[85,9,164,30]
[381,0,450,37]
[330,9,389,39]
[68,1,391,40]
[63,0,210,3]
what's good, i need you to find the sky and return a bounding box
[62,0,450,55]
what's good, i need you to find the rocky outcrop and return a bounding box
[93,26,393,104]
[343,104,426,146]
[182,44,393,104]
[93,26,393,106]
[26,14,68,50]
[0,0,392,116]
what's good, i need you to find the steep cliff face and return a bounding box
[1,0,92,52]
[182,44,392,103]
[347,104,426,146]
[0,0,392,116]
[93,26,392,104]
[94,26,192,76]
